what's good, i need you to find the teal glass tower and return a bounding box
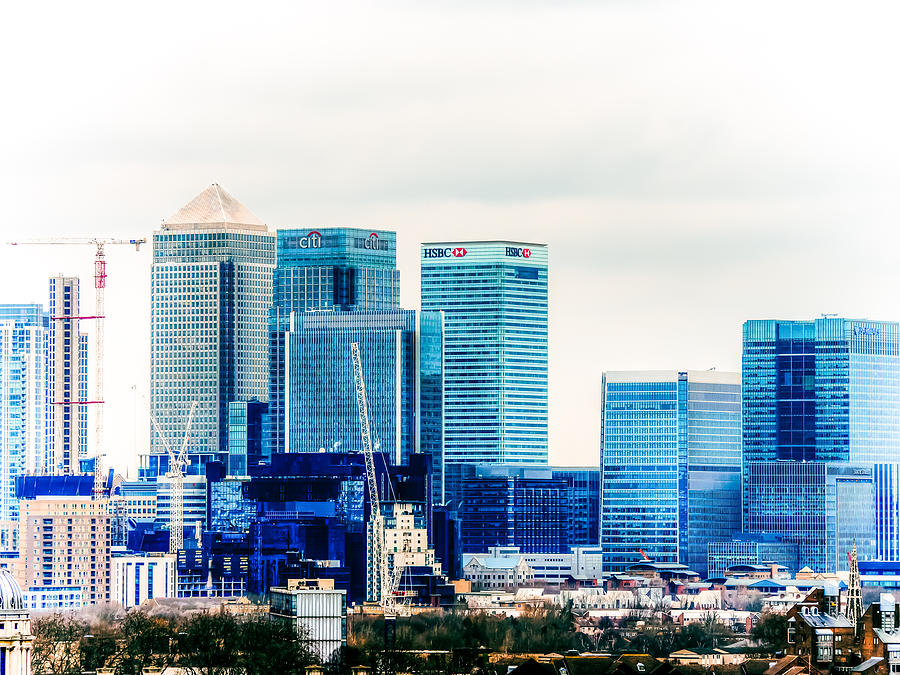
[266,228,399,456]
[145,185,275,478]
[0,304,49,549]
[600,370,742,576]
[420,241,548,505]
[742,318,900,571]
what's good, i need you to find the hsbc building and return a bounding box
[420,240,549,505]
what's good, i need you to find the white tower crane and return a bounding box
[8,237,146,496]
[149,400,197,553]
[350,342,401,615]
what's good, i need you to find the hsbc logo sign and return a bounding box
[298,231,322,249]
[506,247,532,258]
[424,247,467,259]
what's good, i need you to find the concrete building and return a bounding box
[269,579,346,663]
[369,502,443,602]
[463,550,535,591]
[47,276,88,476]
[145,184,275,478]
[421,241,549,506]
[22,587,82,612]
[601,370,742,576]
[111,553,177,608]
[155,475,207,534]
[14,476,110,606]
[0,570,33,675]
[463,546,603,587]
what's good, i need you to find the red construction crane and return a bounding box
[8,237,146,496]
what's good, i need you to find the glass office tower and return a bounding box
[0,304,49,550]
[284,309,443,503]
[743,318,900,570]
[267,228,399,457]
[600,371,742,576]
[420,241,548,505]
[146,184,275,477]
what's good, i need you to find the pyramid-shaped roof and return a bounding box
[164,184,266,229]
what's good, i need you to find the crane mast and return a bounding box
[149,400,197,553]
[350,342,394,613]
[8,237,145,496]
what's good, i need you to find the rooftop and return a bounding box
[163,184,266,230]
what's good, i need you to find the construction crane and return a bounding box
[350,342,401,616]
[8,237,146,496]
[149,400,197,553]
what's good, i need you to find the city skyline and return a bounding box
[3,2,900,475]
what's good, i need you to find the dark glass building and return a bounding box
[742,318,900,571]
[600,371,742,576]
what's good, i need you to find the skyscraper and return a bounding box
[600,371,742,576]
[283,309,443,502]
[145,185,275,478]
[48,276,88,475]
[267,228,400,457]
[742,318,900,571]
[420,241,548,505]
[0,304,49,550]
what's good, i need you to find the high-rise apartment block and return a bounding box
[742,318,900,571]
[600,370,742,576]
[146,185,275,478]
[48,276,88,475]
[420,241,548,505]
[14,476,110,605]
[0,305,49,550]
[267,228,400,457]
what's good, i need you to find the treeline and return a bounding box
[33,609,316,675]
[348,604,584,657]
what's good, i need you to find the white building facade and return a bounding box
[111,553,177,608]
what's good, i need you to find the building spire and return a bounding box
[847,540,863,632]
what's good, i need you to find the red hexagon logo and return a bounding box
[523,248,532,258]
[452,248,467,257]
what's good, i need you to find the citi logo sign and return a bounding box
[298,231,322,249]
[424,247,467,259]
[364,232,384,250]
[506,247,532,258]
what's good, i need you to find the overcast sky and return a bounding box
[2,1,899,474]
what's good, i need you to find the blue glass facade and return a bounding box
[455,464,599,554]
[600,371,741,576]
[283,309,443,503]
[146,186,275,478]
[707,533,801,578]
[742,318,900,570]
[458,465,567,554]
[267,228,399,457]
[0,304,48,549]
[420,241,548,505]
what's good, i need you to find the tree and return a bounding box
[114,610,177,675]
[751,612,788,653]
[238,614,315,675]
[32,613,86,675]
[176,611,242,675]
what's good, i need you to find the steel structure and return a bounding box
[350,342,407,616]
[847,541,863,631]
[8,237,145,496]
[149,400,197,553]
